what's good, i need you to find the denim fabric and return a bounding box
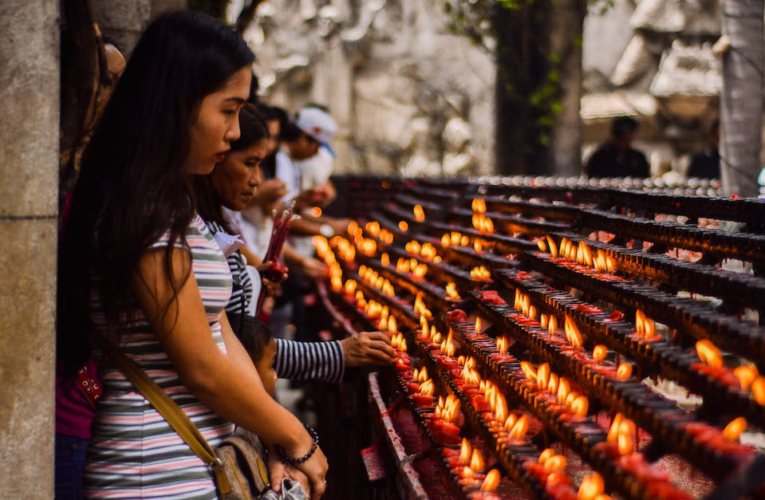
[55,434,89,499]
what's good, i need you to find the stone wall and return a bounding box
[243,0,496,177]
[0,1,60,497]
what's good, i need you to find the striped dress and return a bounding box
[204,219,345,384]
[84,215,234,499]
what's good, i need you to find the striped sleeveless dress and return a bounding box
[84,215,234,499]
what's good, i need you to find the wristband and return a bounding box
[275,424,319,465]
[319,223,334,238]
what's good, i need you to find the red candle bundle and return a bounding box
[256,201,298,316]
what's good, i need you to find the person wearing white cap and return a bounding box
[275,107,336,204]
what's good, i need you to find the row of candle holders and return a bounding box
[550,232,765,314]
[579,209,765,265]
[523,252,765,364]
[497,268,765,427]
[469,290,757,483]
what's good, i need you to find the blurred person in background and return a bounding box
[687,119,721,179]
[586,116,649,178]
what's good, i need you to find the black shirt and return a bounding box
[687,148,720,179]
[585,142,650,178]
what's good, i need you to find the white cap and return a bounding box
[294,107,338,157]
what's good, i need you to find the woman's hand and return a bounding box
[267,451,310,495]
[293,445,328,499]
[254,178,288,207]
[341,331,396,367]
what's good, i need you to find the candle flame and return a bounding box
[635,310,656,339]
[508,414,529,440]
[405,240,422,255]
[417,367,428,382]
[504,413,518,431]
[723,417,747,441]
[616,363,633,381]
[537,238,547,252]
[471,198,487,213]
[413,205,425,222]
[441,233,450,247]
[520,361,537,381]
[347,221,360,237]
[450,232,462,245]
[419,379,434,396]
[382,281,395,298]
[547,236,558,258]
[548,315,558,335]
[538,448,556,464]
[472,213,495,234]
[593,345,607,362]
[381,253,390,266]
[577,241,594,267]
[572,395,589,417]
[445,282,461,299]
[607,414,624,442]
[617,434,635,455]
[696,339,723,368]
[494,393,508,422]
[543,455,567,473]
[398,220,409,232]
[548,373,559,395]
[413,263,428,278]
[461,235,470,246]
[387,315,398,334]
[578,473,605,500]
[497,336,508,356]
[331,276,343,292]
[459,439,472,465]
[355,290,366,308]
[564,316,584,348]
[470,265,491,280]
[480,469,501,492]
[397,257,410,273]
[594,250,608,273]
[344,279,357,296]
[557,378,571,404]
[752,377,765,405]
[442,330,456,357]
[470,449,485,472]
[733,366,758,391]
[474,241,483,253]
[537,363,550,391]
[365,221,381,237]
[540,314,548,329]
[460,466,474,479]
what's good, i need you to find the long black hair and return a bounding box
[58,11,254,372]
[193,103,270,235]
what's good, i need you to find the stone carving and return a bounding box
[244,0,494,176]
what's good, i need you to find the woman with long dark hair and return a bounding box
[193,104,395,384]
[58,12,327,498]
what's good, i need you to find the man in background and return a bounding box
[586,116,650,178]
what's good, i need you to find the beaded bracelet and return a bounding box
[275,424,320,465]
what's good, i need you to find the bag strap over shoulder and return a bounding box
[96,335,233,495]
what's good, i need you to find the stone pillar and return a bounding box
[0,1,60,498]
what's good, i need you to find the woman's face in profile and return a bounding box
[187,67,251,175]
[212,138,268,212]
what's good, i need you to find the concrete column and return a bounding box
[0,1,60,498]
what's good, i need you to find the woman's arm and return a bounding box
[133,248,327,497]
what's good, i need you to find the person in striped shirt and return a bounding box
[193,104,396,383]
[57,12,328,499]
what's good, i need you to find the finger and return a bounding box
[363,331,393,344]
[365,348,396,365]
[367,339,397,358]
[270,463,286,492]
[311,477,326,499]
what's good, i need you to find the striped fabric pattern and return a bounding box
[84,215,234,499]
[205,221,252,317]
[203,218,346,384]
[274,338,344,383]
